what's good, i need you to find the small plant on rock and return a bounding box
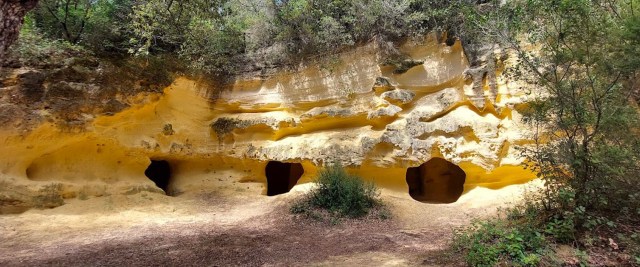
[33,183,64,209]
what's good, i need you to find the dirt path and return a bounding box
[0,182,536,266]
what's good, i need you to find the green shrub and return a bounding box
[452,206,549,267]
[291,164,380,218]
[452,193,640,266]
[8,19,88,67]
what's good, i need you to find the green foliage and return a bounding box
[291,164,381,218]
[272,0,356,56]
[271,0,472,60]
[179,17,245,74]
[33,0,93,43]
[451,199,614,266]
[8,19,88,66]
[462,0,640,218]
[311,165,379,217]
[29,0,133,55]
[405,0,474,39]
[453,189,640,265]
[453,213,547,267]
[544,214,576,244]
[128,0,246,74]
[83,0,134,55]
[21,0,475,74]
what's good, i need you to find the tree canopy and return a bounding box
[13,0,474,74]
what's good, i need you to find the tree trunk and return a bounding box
[0,0,39,63]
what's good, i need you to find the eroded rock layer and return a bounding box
[0,35,536,212]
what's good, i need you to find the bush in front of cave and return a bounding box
[291,164,388,221]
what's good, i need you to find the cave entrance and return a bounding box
[406,158,466,204]
[144,160,172,195]
[265,161,304,196]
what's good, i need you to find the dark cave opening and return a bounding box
[144,160,172,195]
[406,158,466,204]
[265,161,304,196]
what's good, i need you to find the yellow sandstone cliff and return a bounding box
[0,35,536,213]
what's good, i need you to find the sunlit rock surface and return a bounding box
[0,35,536,212]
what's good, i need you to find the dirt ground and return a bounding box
[0,181,539,266]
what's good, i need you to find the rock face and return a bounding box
[0,35,536,212]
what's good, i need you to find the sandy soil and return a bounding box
[0,181,539,266]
